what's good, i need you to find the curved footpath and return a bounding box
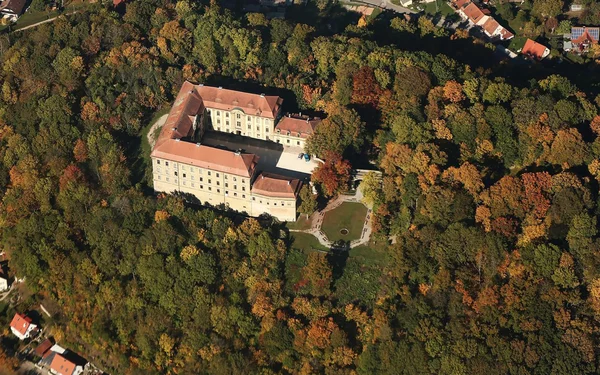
[289,185,373,250]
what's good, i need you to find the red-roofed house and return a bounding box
[10,313,38,340]
[151,82,309,221]
[522,39,550,60]
[452,0,514,41]
[50,353,83,375]
[274,114,321,149]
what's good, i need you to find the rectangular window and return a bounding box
[234,185,237,190]
[242,194,246,199]
[226,121,230,126]
[256,126,260,131]
[216,173,220,177]
[247,116,251,121]
[200,185,204,189]
[297,141,300,145]
[233,177,237,182]
[260,200,262,203]
[217,127,221,131]
[265,127,270,133]
[156,160,161,165]
[234,192,238,197]
[236,113,241,119]
[217,119,221,124]
[165,161,169,166]
[224,175,228,180]
[281,202,285,206]
[217,111,220,115]
[200,177,203,182]
[242,187,246,191]
[208,179,211,184]
[247,124,251,129]
[287,139,290,144]
[217,181,220,186]
[274,203,277,206]
[237,121,241,127]
[241,179,245,183]
[183,173,186,178]
[208,171,211,176]
[208,187,212,191]
[217,189,220,193]
[226,113,229,118]
[174,171,178,176]
[225,183,229,188]
[226,191,229,195]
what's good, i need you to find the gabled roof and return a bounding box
[34,338,54,358]
[275,114,321,139]
[522,39,550,60]
[152,141,258,177]
[10,313,33,336]
[195,84,282,119]
[482,18,500,35]
[571,26,600,44]
[154,81,204,150]
[50,353,76,375]
[251,173,301,198]
[463,3,485,24]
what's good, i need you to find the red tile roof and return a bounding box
[251,173,301,198]
[152,82,259,177]
[452,0,469,8]
[275,114,320,139]
[482,18,500,35]
[463,3,485,23]
[572,27,599,45]
[10,313,32,336]
[522,39,549,59]
[34,338,54,358]
[50,353,77,375]
[195,84,282,119]
[0,0,27,15]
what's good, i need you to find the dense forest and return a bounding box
[1,0,600,374]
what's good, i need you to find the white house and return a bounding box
[10,313,38,340]
[0,0,26,22]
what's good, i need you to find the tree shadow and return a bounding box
[327,241,350,282]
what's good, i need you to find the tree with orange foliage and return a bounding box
[442,80,465,103]
[311,152,352,197]
[352,66,383,107]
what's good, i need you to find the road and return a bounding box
[356,0,416,14]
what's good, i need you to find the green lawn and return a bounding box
[322,202,368,242]
[424,0,455,16]
[290,232,329,252]
[349,244,387,266]
[508,36,527,52]
[287,215,313,231]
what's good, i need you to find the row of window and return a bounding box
[154,161,246,181]
[208,109,271,125]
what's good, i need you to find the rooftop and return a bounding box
[10,313,33,336]
[522,39,549,60]
[196,84,282,119]
[50,353,77,375]
[572,26,600,44]
[275,114,321,139]
[463,3,485,24]
[0,0,27,14]
[252,172,302,198]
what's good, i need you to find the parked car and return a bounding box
[298,153,304,159]
[304,154,310,162]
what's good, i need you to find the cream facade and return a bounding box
[151,81,304,222]
[206,108,277,141]
[152,156,299,221]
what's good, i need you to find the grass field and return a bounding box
[424,0,455,16]
[349,244,387,265]
[287,215,313,231]
[322,202,367,242]
[290,232,328,252]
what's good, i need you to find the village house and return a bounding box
[521,38,550,60]
[0,265,9,292]
[567,26,599,52]
[9,312,38,340]
[151,81,316,222]
[452,0,514,41]
[50,353,84,375]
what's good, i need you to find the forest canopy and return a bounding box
[1,1,600,374]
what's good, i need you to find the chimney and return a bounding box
[260,93,265,97]
[218,86,223,90]
[196,143,201,147]
[175,138,180,142]
[287,180,290,185]
[235,151,241,156]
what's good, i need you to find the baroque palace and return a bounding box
[150,81,320,222]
